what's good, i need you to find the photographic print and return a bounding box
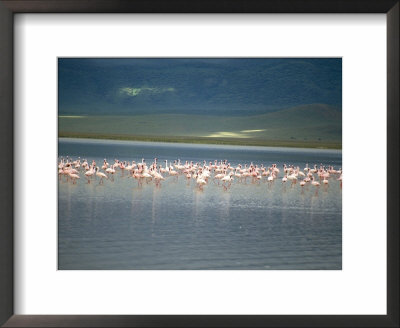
[58,58,342,270]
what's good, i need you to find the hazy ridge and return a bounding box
[59,58,342,116]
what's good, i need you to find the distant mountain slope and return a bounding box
[59,104,341,144]
[58,58,342,116]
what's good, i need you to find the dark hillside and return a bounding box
[58,58,342,116]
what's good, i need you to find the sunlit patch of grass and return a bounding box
[120,87,142,96]
[203,131,251,138]
[119,86,175,97]
[240,129,266,133]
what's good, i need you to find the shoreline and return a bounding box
[58,132,342,150]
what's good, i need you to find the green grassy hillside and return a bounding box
[59,104,341,149]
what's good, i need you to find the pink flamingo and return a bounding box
[84,165,95,183]
[311,177,320,187]
[68,172,80,184]
[221,171,234,188]
[168,166,179,179]
[95,167,108,184]
[196,176,207,190]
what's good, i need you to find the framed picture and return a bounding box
[0,1,398,327]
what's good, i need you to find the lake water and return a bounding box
[58,138,342,270]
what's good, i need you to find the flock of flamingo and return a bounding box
[58,156,343,191]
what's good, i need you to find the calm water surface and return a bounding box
[58,138,342,270]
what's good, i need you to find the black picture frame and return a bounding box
[0,1,398,327]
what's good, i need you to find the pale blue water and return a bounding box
[58,138,342,270]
